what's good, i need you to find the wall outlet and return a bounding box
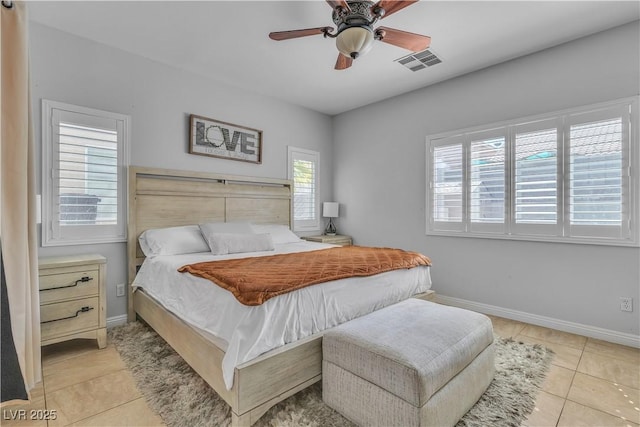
[620,297,633,312]
[116,283,125,297]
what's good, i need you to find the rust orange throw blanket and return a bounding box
[178,246,432,306]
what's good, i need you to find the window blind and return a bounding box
[426,97,637,246]
[42,100,129,246]
[569,118,623,226]
[288,147,320,231]
[514,128,558,224]
[292,158,316,222]
[58,123,118,226]
[470,137,505,224]
[432,144,463,223]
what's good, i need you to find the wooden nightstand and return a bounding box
[302,234,353,246]
[38,254,107,349]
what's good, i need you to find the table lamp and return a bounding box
[323,202,339,235]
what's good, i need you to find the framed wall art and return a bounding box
[189,114,262,164]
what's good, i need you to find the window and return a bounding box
[42,100,129,246]
[287,147,320,231]
[432,141,463,229]
[469,131,506,233]
[567,111,627,239]
[426,98,638,246]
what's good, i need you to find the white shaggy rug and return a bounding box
[109,321,553,427]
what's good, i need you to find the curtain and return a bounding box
[0,0,41,403]
[1,247,28,402]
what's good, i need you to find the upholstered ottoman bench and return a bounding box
[322,299,495,427]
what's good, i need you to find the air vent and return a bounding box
[395,49,442,72]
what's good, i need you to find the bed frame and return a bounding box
[128,166,321,426]
[127,166,433,426]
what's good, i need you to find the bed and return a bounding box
[127,166,433,426]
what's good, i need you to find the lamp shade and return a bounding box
[336,26,374,59]
[323,202,339,218]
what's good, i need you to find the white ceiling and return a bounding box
[28,1,639,115]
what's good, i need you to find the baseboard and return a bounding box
[435,295,640,349]
[106,314,128,329]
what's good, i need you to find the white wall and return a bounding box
[30,23,334,320]
[30,20,640,340]
[333,22,640,339]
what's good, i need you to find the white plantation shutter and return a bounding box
[426,97,638,246]
[512,119,561,236]
[566,106,630,240]
[469,132,505,233]
[57,122,118,226]
[293,158,316,220]
[431,140,464,231]
[43,100,129,246]
[288,147,320,231]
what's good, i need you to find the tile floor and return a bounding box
[2,316,639,426]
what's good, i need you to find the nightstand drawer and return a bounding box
[41,297,100,341]
[302,235,353,246]
[325,237,352,246]
[39,254,107,348]
[39,268,100,304]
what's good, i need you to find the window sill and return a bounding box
[425,230,639,248]
[41,235,127,247]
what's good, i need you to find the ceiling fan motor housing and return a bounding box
[332,0,376,27]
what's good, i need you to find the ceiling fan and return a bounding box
[269,0,431,70]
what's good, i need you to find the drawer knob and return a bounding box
[41,276,93,292]
[41,306,94,324]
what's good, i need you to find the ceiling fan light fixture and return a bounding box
[336,26,374,59]
[269,0,426,70]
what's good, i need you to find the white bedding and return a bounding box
[132,241,432,390]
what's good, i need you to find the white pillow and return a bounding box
[138,225,210,257]
[199,221,254,235]
[251,223,301,244]
[202,232,275,255]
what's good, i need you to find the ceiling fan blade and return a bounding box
[326,0,352,12]
[335,53,353,70]
[372,0,418,18]
[375,26,430,51]
[269,27,331,41]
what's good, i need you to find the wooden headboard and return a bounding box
[127,166,292,319]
